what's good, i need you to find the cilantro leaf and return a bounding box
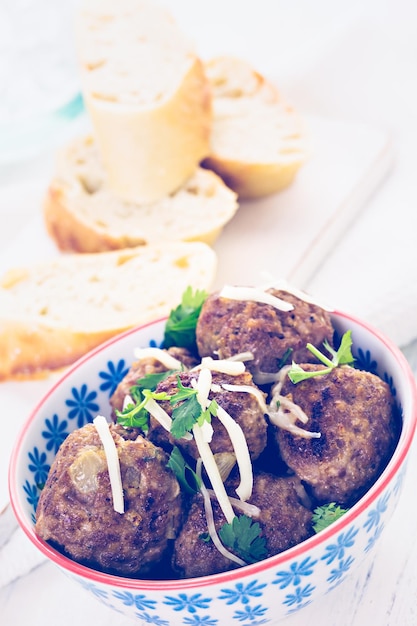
[163,286,208,352]
[218,515,267,564]
[287,330,355,384]
[312,502,349,533]
[167,446,201,495]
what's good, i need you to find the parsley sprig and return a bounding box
[288,330,355,384]
[116,372,218,440]
[115,370,175,430]
[312,502,349,533]
[116,388,171,430]
[163,286,208,353]
[167,446,201,495]
[169,377,218,439]
[219,515,267,564]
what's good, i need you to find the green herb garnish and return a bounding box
[129,370,177,399]
[115,388,170,429]
[115,369,175,429]
[169,377,218,439]
[312,502,349,533]
[167,446,201,495]
[218,515,267,564]
[288,330,355,384]
[163,286,208,353]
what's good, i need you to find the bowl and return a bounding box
[9,310,417,625]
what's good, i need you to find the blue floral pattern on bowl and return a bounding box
[10,313,415,626]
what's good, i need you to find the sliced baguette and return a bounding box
[0,242,216,380]
[43,135,238,253]
[202,56,307,199]
[75,0,211,203]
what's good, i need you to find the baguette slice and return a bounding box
[202,56,307,199]
[75,0,211,203]
[0,242,216,380]
[43,135,238,253]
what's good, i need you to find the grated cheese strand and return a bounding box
[226,351,254,363]
[196,367,212,408]
[144,397,173,431]
[196,460,246,567]
[133,347,183,370]
[259,275,334,311]
[195,370,254,502]
[93,415,124,514]
[207,489,261,518]
[122,393,134,410]
[198,356,246,376]
[221,383,268,414]
[193,423,235,524]
[219,285,294,312]
[268,396,321,439]
[216,405,253,502]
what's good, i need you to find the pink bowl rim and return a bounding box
[8,309,417,591]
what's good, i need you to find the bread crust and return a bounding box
[76,0,212,204]
[0,320,116,381]
[203,56,307,199]
[44,184,131,253]
[43,136,238,253]
[0,243,217,380]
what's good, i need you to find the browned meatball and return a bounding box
[172,471,313,578]
[149,369,268,462]
[273,364,399,506]
[35,423,183,577]
[196,289,335,383]
[110,346,198,417]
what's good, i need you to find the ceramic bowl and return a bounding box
[9,311,417,625]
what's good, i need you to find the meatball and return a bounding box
[148,369,268,461]
[273,364,399,506]
[110,346,198,417]
[196,289,335,383]
[172,471,313,578]
[35,423,183,577]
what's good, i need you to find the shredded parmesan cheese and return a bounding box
[226,352,254,363]
[193,423,235,524]
[133,347,183,370]
[207,489,261,519]
[268,396,321,439]
[252,369,282,385]
[122,393,134,410]
[259,275,334,311]
[196,367,212,407]
[144,397,173,431]
[93,415,124,514]
[219,285,294,312]
[195,369,254,502]
[216,405,253,502]
[197,356,246,376]
[221,383,268,414]
[196,460,246,567]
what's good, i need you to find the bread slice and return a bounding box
[75,0,211,204]
[0,242,216,380]
[43,135,238,253]
[202,56,307,199]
